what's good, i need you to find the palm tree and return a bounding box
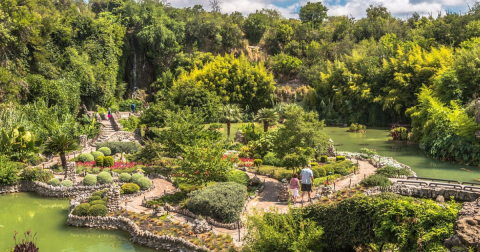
[42,134,80,171]
[219,104,243,138]
[255,108,279,132]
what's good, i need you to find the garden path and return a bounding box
[332,160,377,190]
[124,178,175,213]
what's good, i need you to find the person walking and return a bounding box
[289,173,300,204]
[107,107,111,119]
[131,103,136,113]
[300,164,314,203]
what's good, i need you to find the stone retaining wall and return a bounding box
[363,184,480,202]
[103,131,141,144]
[66,214,210,252]
[0,181,113,197]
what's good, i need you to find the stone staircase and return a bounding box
[97,120,117,143]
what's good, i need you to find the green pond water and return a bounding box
[324,127,480,183]
[0,193,156,252]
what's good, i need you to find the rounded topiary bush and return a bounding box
[94,156,104,167]
[48,178,60,186]
[136,177,152,190]
[92,190,106,197]
[253,159,263,167]
[78,153,95,162]
[103,156,114,167]
[118,173,132,183]
[91,151,104,159]
[89,200,107,206]
[336,156,346,161]
[83,174,97,186]
[98,147,112,156]
[61,180,73,187]
[360,174,392,188]
[314,167,326,177]
[97,171,112,184]
[88,196,102,202]
[131,173,144,184]
[88,204,108,216]
[121,183,140,194]
[72,203,90,216]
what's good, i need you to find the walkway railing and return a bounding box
[397,178,480,192]
[407,176,460,184]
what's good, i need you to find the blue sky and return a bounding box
[169,0,477,19]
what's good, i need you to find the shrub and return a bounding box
[262,152,282,166]
[91,151,104,159]
[94,156,104,167]
[97,171,112,184]
[92,167,101,174]
[252,153,262,159]
[89,200,107,206]
[131,173,144,184]
[359,148,377,158]
[320,155,328,163]
[96,142,141,155]
[360,174,392,188]
[227,170,250,187]
[276,169,294,181]
[92,190,106,197]
[313,167,326,177]
[78,153,94,162]
[136,177,152,190]
[376,166,412,177]
[253,159,263,167]
[103,156,114,167]
[185,182,247,223]
[72,203,90,216]
[88,196,102,202]
[119,99,142,112]
[322,164,335,174]
[21,167,53,183]
[61,180,73,187]
[348,123,366,132]
[390,127,408,141]
[310,162,319,167]
[336,156,346,161]
[83,174,97,186]
[88,204,108,216]
[311,169,319,178]
[121,183,140,194]
[48,178,60,186]
[118,173,132,183]
[98,147,112,156]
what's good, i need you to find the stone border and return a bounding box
[66,212,210,252]
[338,151,417,177]
[0,181,113,197]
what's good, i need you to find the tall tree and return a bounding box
[220,104,243,138]
[255,108,279,132]
[299,2,328,27]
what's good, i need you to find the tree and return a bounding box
[299,2,328,27]
[209,0,221,12]
[42,134,80,171]
[255,108,279,132]
[219,104,243,138]
[175,140,234,186]
[273,104,328,159]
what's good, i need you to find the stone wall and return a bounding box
[110,112,124,131]
[0,181,112,197]
[66,214,210,252]
[363,184,480,202]
[103,131,141,144]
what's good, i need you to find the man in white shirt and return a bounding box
[300,164,314,203]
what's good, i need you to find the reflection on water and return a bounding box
[0,193,156,252]
[325,127,480,182]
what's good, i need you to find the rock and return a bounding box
[327,139,336,157]
[445,197,480,251]
[436,195,445,203]
[234,130,244,143]
[251,176,261,186]
[193,218,210,234]
[278,184,289,202]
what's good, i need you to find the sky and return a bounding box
[168,0,478,19]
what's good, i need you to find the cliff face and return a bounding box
[123,33,155,98]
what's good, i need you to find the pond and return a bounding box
[324,127,480,183]
[0,193,157,252]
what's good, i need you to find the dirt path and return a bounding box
[124,178,175,213]
[333,160,377,190]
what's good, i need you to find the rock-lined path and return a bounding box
[124,178,175,213]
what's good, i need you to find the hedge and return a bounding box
[360,174,392,188]
[336,156,346,161]
[96,142,141,155]
[118,173,132,183]
[83,174,97,186]
[88,204,108,216]
[97,171,112,184]
[320,155,328,163]
[98,147,112,156]
[88,196,102,202]
[103,156,114,167]
[78,153,94,162]
[121,183,140,194]
[89,200,107,206]
[72,203,90,216]
[185,182,247,223]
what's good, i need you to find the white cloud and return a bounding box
[167,0,476,19]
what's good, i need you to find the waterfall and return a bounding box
[132,37,137,94]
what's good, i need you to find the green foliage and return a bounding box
[336,156,346,161]
[131,174,144,184]
[91,151,104,159]
[262,152,283,166]
[92,190,107,198]
[61,180,73,187]
[83,174,97,186]
[139,102,169,128]
[185,182,247,223]
[359,148,377,158]
[313,166,327,177]
[89,200,107,206]
[269,53,303,79]
[227,170,251,187]
[389,127,408,141]
[299,2,328,26]
[320,155,328,163]
[48,178,60,187]
[119,100,143,112]
[376,166,412,177]
[94,156,104,167]
[304,194,460,251]
[98,147,112,156]
[96,142,141,155]
[253,159,263,167]
[21,167,53,183]
[239,123,261,143]
[88,196,102,203]
[244,209,324,252]
[121,183,140,194]
[97,172,112,185]
[255,108,279,132]
[0,156,18,186]
[147,191,188,206]
[72,203,91,216]
[136,177,152,190]
[103,156,114,167]
[88,204,108,217]
[348,123,366,132]
[118,173,132,183]
[119,116,140,132]
[0,126,42,162]
[77,153,94,162]
[282,153,310,173]
[360,174,392,187]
